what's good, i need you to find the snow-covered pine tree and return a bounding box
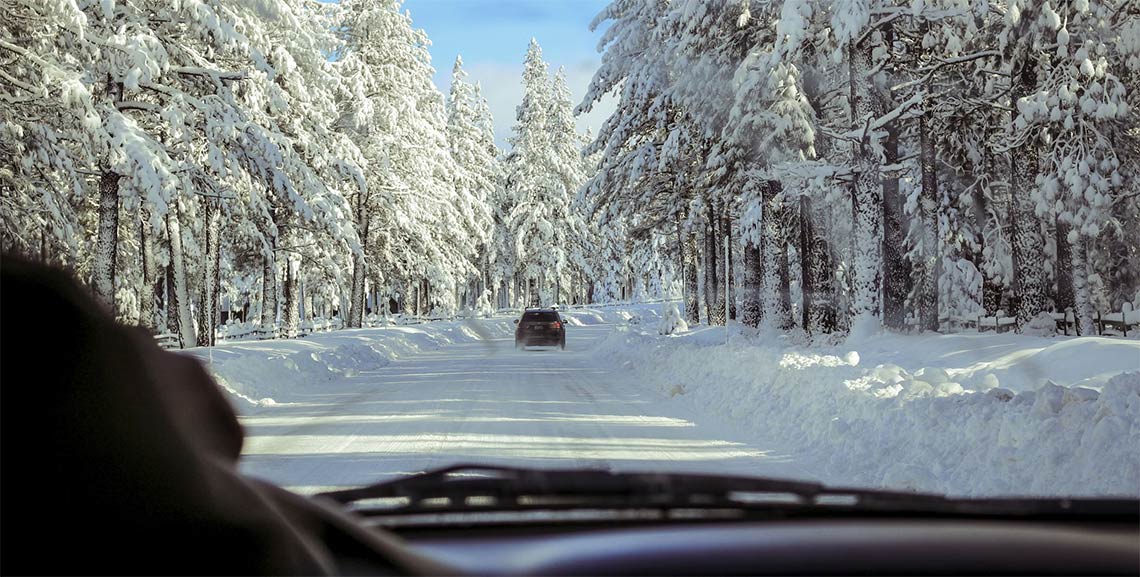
[828,2,887,335]
[468,82,507,312]
[1023,0,1138,334]
[0,2,95,264]
[547,68,592,304]
[337,0,468,319]
[447,56,497,310]
[506,39,562,306]
[580,0,703,317]
[666,0,757,326]
[1001,1,1053,329]
[725,15,817,329]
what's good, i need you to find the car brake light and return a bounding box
[551,321,561,329]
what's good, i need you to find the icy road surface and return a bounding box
[237,321,812,494]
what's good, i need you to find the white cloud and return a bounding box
[459,59,617,149]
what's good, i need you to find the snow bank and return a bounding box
[560,304,664,327]
[842,331,1140,392]
[595,325,1140,497]
[183,317,514,410]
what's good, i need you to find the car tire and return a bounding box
[515,340,523,350]
[560,340,565,351]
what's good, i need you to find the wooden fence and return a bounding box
[1050,308,1139,337]
[942,305,1138,337]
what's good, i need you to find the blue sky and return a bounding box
[402,0,615,147]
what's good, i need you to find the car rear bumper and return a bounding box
[516,334,564,346]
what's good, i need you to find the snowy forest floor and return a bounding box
[181,304,1140,498]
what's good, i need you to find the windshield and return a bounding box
[2,0,1137,503]
[522,312,560,322]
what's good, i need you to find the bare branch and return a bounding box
[856,12,905,45]
[893,50,1001,92]
[0,38,53,69]
[115,100,160,113]
[170,66,247,81]
[0,68,42,95]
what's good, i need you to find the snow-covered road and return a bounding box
[195,304,1137,497]
[237,321,813,494]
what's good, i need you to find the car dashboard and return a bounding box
[314,465,1139,576]
[376,516,1140,575]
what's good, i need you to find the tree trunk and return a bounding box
[703,216,714,322]
[848,39,884,329]
[880,22,909,331]
[778,213,792,329]
[704,209,724,326]
[742,242,762,327]
[93,171,120,313]
[367,281,375,319]
[303,281,312,323]
[166,204,195,348]
[807,222,837,333]
[760,181,790,328]
[348,189,369,327]
[978,153,1003,316]
[261,241,277,336]
[196,198,220,347]
[724,212,736,320]
[39,228,50,264]
[918,112,940,332]
[783,193,802,329]
[882,123,908,330]
[713,238,726,325]
[163,265,175,332]
[139,209,157,332]
[486,260,496,311]
[799,197,814,332]
[349,252,366,328]
[1055,219,1075,314]
[676,215,687,313]
[683,230,700,325]
[1009,58,1047,328]
[1071,236,1095,335]
[282,256,299,338]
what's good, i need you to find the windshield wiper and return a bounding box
[315,464,1138,521]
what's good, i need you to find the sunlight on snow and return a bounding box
[777,352,850,370]
[242,413,695,428]
[242,433,766,461]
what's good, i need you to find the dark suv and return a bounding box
[514,308,566,350]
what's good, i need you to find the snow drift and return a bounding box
[595,323,1140,497]
[183,318,516,409]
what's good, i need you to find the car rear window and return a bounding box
[522,312,559,322]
